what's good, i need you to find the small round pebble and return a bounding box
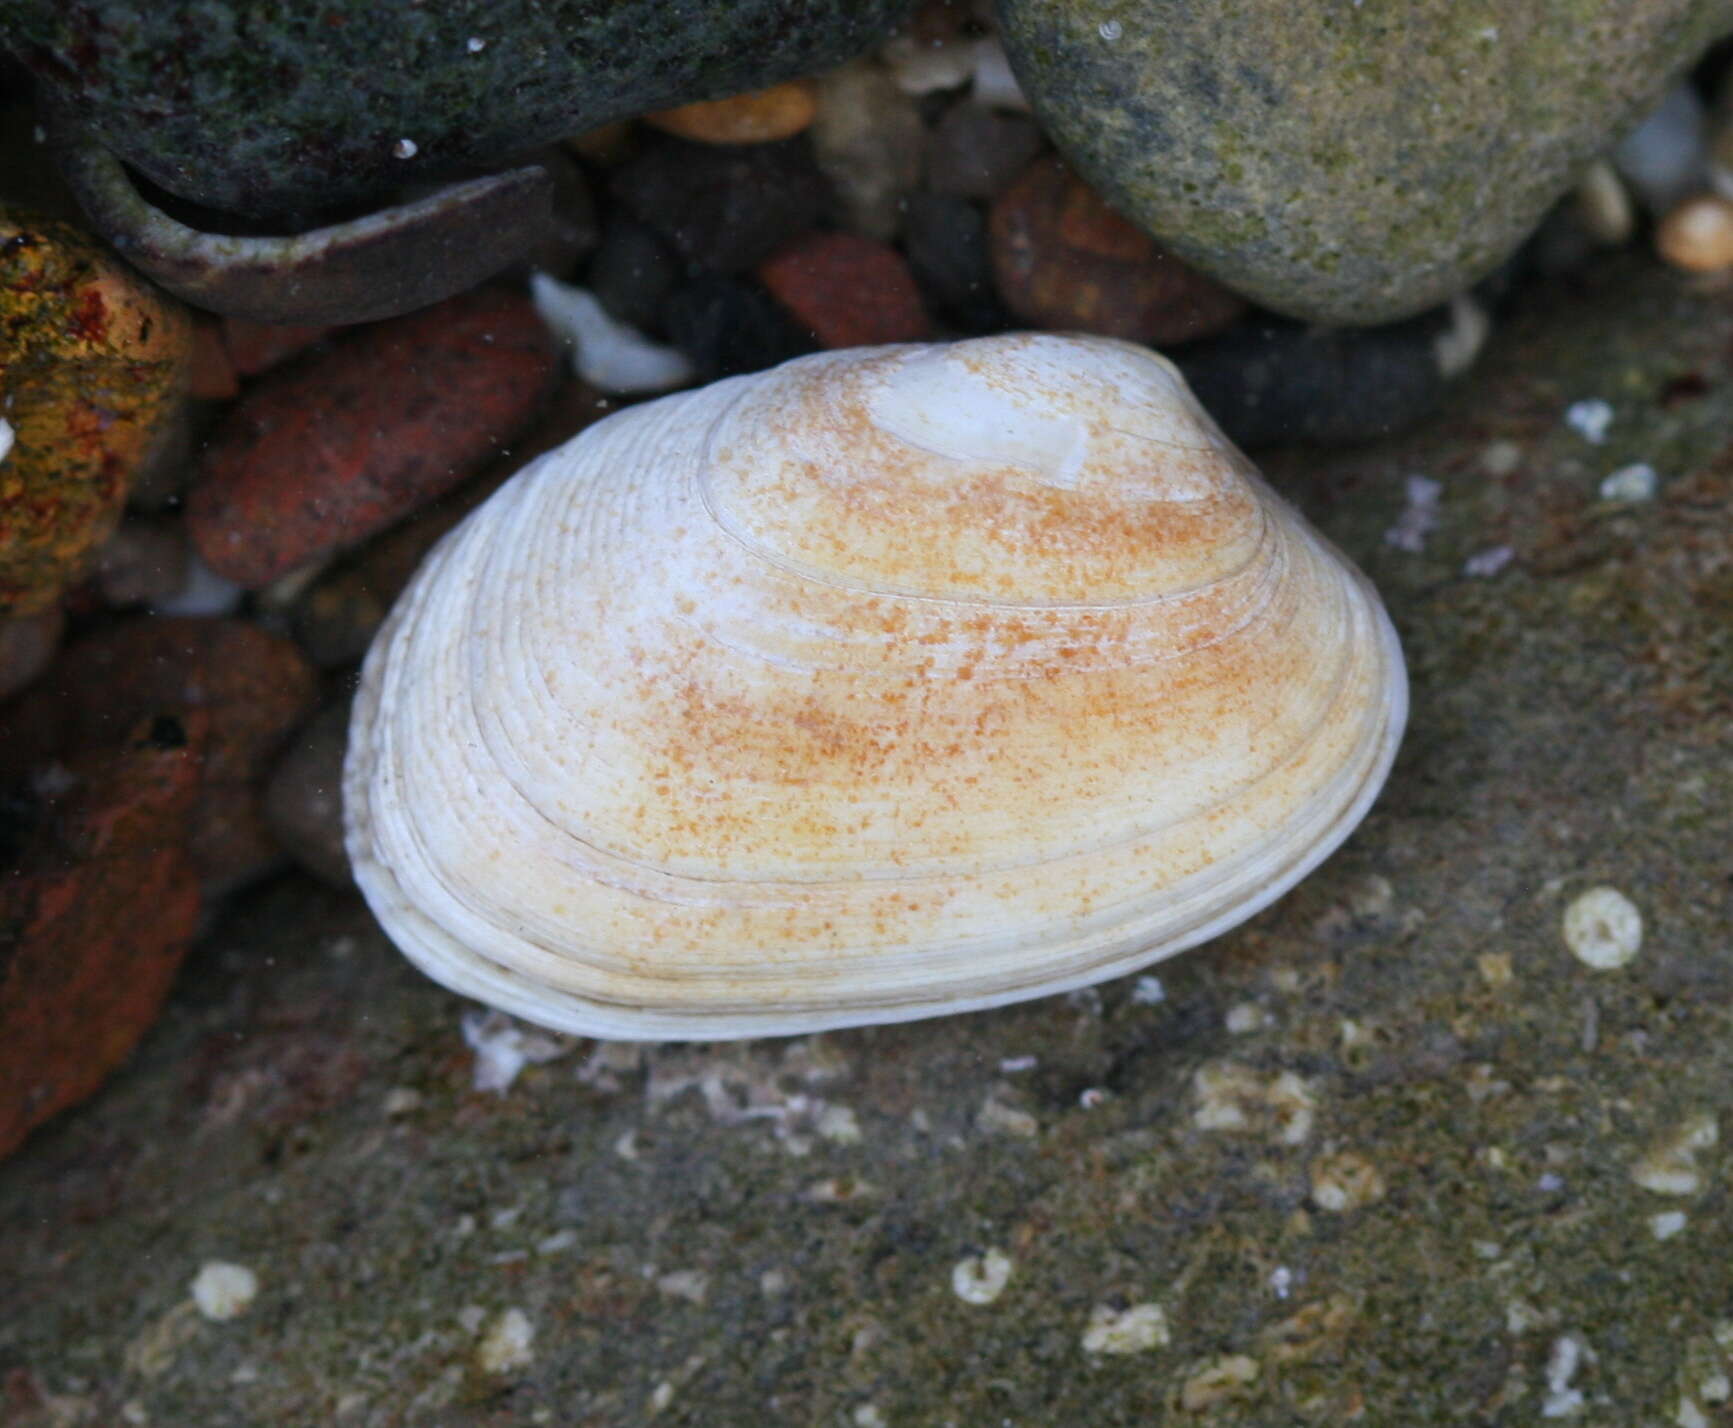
[190,1261,259,1321]
[1656,194,1733,273]
[951,1248,1014,1305]
[903,193,1009,333]
[1562,886,1643,969]
[758,231,930,348]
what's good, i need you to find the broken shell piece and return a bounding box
[344,334,1407,1039]
[54,130,554,325]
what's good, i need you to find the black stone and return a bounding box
[902,193,1009,335]
[584,216,683,334]
[660,275,815,384]
[1176,304,1480,448]
[610,135,829,275]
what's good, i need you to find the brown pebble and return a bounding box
[926,104,1046,202]
[989,157,1246,346]
[647,79,819,145]
[0,607,65,703]
[264,700,356,889]
[1656,193,1733,273]
[0,712,205,1161]
[187,287,557,588]
[758,231,930,348]
[95,517,190,607]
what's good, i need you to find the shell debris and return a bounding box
[190,1261,259,1321]
[473,1308,535,1375]
[1631,1112,1718,1195]
[951,1248,1014,1305]
[1080,1302,1170,1355]
[1562,887,1643,970]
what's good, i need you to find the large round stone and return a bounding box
[997,0,1733,324]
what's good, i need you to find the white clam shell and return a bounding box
[343,334,1407,1040]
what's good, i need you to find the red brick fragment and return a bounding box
[758,231,930,349]
[0,617,319,894]
[187,287,557,586]
[0,713,206,1160]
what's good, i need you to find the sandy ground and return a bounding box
[2,252,1731,1426]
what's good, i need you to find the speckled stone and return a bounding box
[0,216,192,615]
[1,0,914,219]
[997,0,1733,324]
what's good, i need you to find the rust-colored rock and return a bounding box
[757,231,930,349]
[0,712,205,1160]
[291,379,615,667]
[186,287,557,587]
[0,216,193,615]
[988,157,1246,347]
[0,617,320,894]
[647,79,819,145]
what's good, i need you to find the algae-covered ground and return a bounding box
[3,254,1731,1426]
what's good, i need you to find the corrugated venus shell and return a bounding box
[343,334,1407,1039]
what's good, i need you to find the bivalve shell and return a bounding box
[344,334,1407,1039]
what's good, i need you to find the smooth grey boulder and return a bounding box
[997,0,1733,324]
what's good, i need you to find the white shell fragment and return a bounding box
[529,272,694,396]
[0,415,13,466]
[344,334,1408,1040]
[190,1262,259,1321]
[1562,886,1643,970]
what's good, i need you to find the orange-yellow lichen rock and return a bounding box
[0,215,192,614]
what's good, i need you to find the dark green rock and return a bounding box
[0,0,914,218]
[997,0,1733,324]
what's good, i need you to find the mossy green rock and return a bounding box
[998,0,1733,324]
[0,0,913,219]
